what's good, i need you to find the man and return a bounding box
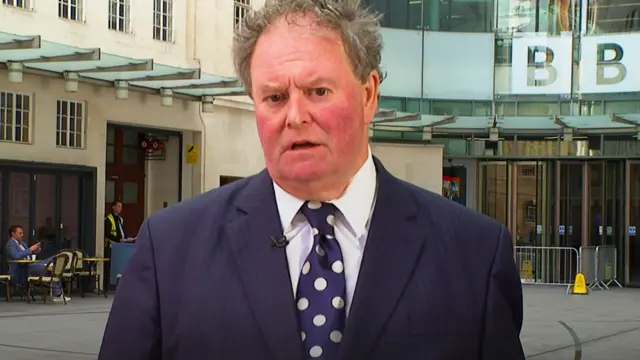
[104,201,134,289]
[99,0,524,359]
[6,225,70,302]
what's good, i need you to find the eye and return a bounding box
[313,88,328,96]
[266,93,287,103]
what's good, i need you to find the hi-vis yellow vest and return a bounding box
[105,213,117,248]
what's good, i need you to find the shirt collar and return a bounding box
[273,147,377,239]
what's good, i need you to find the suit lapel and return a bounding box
[338,158,426,360]
[226,171,302,360]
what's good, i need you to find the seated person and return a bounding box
[5,224,71,302]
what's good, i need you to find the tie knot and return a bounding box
[301,201,336,235]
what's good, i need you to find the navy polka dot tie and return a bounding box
[296,201,346,359]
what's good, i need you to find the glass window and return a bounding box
[153,0,174,42]
[439,0,493,32]
[580,101,604,115]
[122,181,138,204]
[56,100,85,149]
[106,145,115,163]
[494,37,513,64]
[406,99,430,114]
[234,0,251,31]
[122,129,139,146]
[496,0,576,35]
[379,97,404,111]
[432,101,473,116]
[7,172,31,241]
[107,126,115,144]
[105,180,115,203]
[587,0,640,34]
[364,0,492,32]
[123,147,139,165]
[517,102,561,116]
[387,0,411,29]
[108,0,131,33]
[497,103,517,116]
[604,100,640,114]
[0,91,31,143]
[474,102,492,116]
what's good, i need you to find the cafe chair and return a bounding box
[0,274,10,301]
[71,249,99,297]
[27,252,73,304]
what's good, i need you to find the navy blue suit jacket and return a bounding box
[99,159,525,360]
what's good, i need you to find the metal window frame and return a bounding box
[0,90,33,144]
[153,0,174,43]
[234,0,252,31]
[58,0,84,22]
[108,0,131,33]
[2,0,31,10]
[55,99,86,149]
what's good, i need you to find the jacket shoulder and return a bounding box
[142,175,257,236]
[400,179,506,235]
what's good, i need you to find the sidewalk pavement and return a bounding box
[0,286,638,359]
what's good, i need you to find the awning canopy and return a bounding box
[372,109,640,137]
[0,31,247,106]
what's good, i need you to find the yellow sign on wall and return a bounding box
[186,144,198,164]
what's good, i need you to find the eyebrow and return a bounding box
[256,82,286,94]
[306,76,336,88]
[256,76,337,93]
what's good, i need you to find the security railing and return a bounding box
[515,245,623,293]
[579,245,623,291]
[514,246,580,294]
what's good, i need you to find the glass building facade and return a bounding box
[366,0,640,286]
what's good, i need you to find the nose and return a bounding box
[285,92,310,128]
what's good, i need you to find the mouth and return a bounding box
[289,141,319,151]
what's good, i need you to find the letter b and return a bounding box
[526,46,557,87]
[596,43,626,85]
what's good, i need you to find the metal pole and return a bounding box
[418,0,426,115]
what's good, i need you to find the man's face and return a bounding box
[112,202,122,215]
[250,14,379,190]
[11,228,23,241]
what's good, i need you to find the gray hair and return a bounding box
[232,0,384,95]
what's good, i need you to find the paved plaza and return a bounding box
[0,286,638,359]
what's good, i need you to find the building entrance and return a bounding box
[478,159,636,284]
[0,162,96,272]
[106,125,146,238]
[628,162,640,286]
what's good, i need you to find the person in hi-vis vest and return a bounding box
[104,201,134,289]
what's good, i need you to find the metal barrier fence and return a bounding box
[514,246,580,294]
[515,245,623,293]
[579,245,623,291]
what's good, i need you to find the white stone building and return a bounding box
[0,0,270,258]
[0,0,443,267]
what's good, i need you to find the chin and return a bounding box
[272,161,327,184]
[284,166,326,183]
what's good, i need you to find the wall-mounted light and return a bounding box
[160,88,173,107]
[8,62,24,83]
[115,80,129,100]
[201,95,214,113]
[64,72,79,92]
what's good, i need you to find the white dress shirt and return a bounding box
[273,148,377,315]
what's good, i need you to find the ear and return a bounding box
[362,70,380,125]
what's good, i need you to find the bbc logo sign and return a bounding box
[511,34,640,94]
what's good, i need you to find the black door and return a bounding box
[0,162,96,273]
